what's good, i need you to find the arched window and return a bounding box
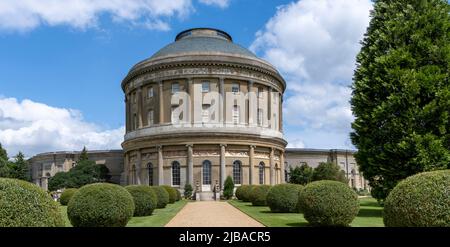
[233,160,242,184]
[147,163,153,186]
[172,161,180,186]
[202,160,212,185]
[259,162,265,184]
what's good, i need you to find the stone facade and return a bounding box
[29,150,123,191]
[285,148,369,190]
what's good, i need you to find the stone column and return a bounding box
[219,77,225,124]
[136,150,142,185]
[137,87,143,128]
[248,81,254,126]
[157,145,164,185]
[125,95,130,132]
[269,87,273,129]
[280,150,285,183]
[159,81,164,124]
[280,93,283,132]
[124,153,129,184]
[187,144,193,186]
[220,144,226,189]
[249,145,255,185]
[188,78,193,124]
[270,148,275,185]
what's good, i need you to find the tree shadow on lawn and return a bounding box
[357,208,382,218]
[286,222,310,227]
[360,200,381,207]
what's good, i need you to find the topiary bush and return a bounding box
[161,185,177,204]
[59,188,78,206]
[184,184,193,199]
[223,176,234,199]
[0,178,64,227]
[151,186,169,208]
[67,183,135,227]
[383,170,450,227]
[125,185,158,216]
[235,185,244,200]
[267,183,303,213]
[249,185,272,206]
[298,180,359,226]
[238,185,256,202]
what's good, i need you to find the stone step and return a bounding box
[196,191,216,201]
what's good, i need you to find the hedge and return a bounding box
[383,170,450,227]
[125,185,158,216]
[298,180,359,226]
[161,185,178,204]
[59,188,78,206]
[237,185,256,202]
[67,183,135,227]
[249,185,272,206]
[267,183,303,213]
[151,186,169,208]
[0,178,64,227]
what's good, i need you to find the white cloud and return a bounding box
[0,97,124,157]
[251,0,373,148]
[0,0,194,31]
[198,0,230,8]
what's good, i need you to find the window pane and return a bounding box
[172,83,179,94]
[202,81,210,92]
[232,83,239,93]
[172,161,180,186]
[202,160,211,185]
[233,105,239,124]
[259,162,265,184]
[233,161,241,184]
[148,87,153,98]
[148,163,153,186]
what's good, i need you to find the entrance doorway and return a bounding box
[202,160,212,191]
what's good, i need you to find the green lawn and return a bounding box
[60,200,187,227]
[228,197,383,227]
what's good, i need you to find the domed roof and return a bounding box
[149,28,257,60]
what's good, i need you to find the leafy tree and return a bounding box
[78,146,89,162]
[48,172,73,191]
[288,164,314,185]
[351,0,450,201]
[0,143,10,177]
[223,176,234,199]
[8,152,30,181]
[312,162,348,184]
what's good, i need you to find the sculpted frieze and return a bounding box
[254,152,269,159]
[193,151,220,156]
[163,151,187,157]
[226,151,248,157]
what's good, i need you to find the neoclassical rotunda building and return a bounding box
[121,28,287,193]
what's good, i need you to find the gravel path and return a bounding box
[165,201,264,227]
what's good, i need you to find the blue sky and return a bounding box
[0,0,373,157]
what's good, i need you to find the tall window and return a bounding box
[259,162,265,184]
[232,83,240,93]
[202,160,212,185]
[148,110,154,125]
[133,114,137,130]
[257,109,263,126]
[202,81,210,92]
[233,105,239,124]
[172,161,180,186]
[172,82,179,94]
[133,93,137,103]
[148,163,153,186]
[148,87,154,98]
[257,87,263,98]
[233,160,242,184]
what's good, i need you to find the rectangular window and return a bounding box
[257,87,263,98]
[232,83,240,93]
[148,87,154,98]
[148,110,154,125]
[171,82,179,94]
[233,105,239,124]
[133,93,137,103]
[257,109,263,126]
[202,81,210,93]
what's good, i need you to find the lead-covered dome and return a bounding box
[150,28,257,60]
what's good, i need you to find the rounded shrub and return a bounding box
[125,185,158,216]
[298,180,359,226]
[59,188,78,206]
[161,185,177,204]
[239,185,256,202]
[0,178,64,227]
[383,170,450,227]
[151,186,169,208]
[249,185,272,206]
[67,183,135,227]
[267,183,303,213]
[235,185,245,200]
